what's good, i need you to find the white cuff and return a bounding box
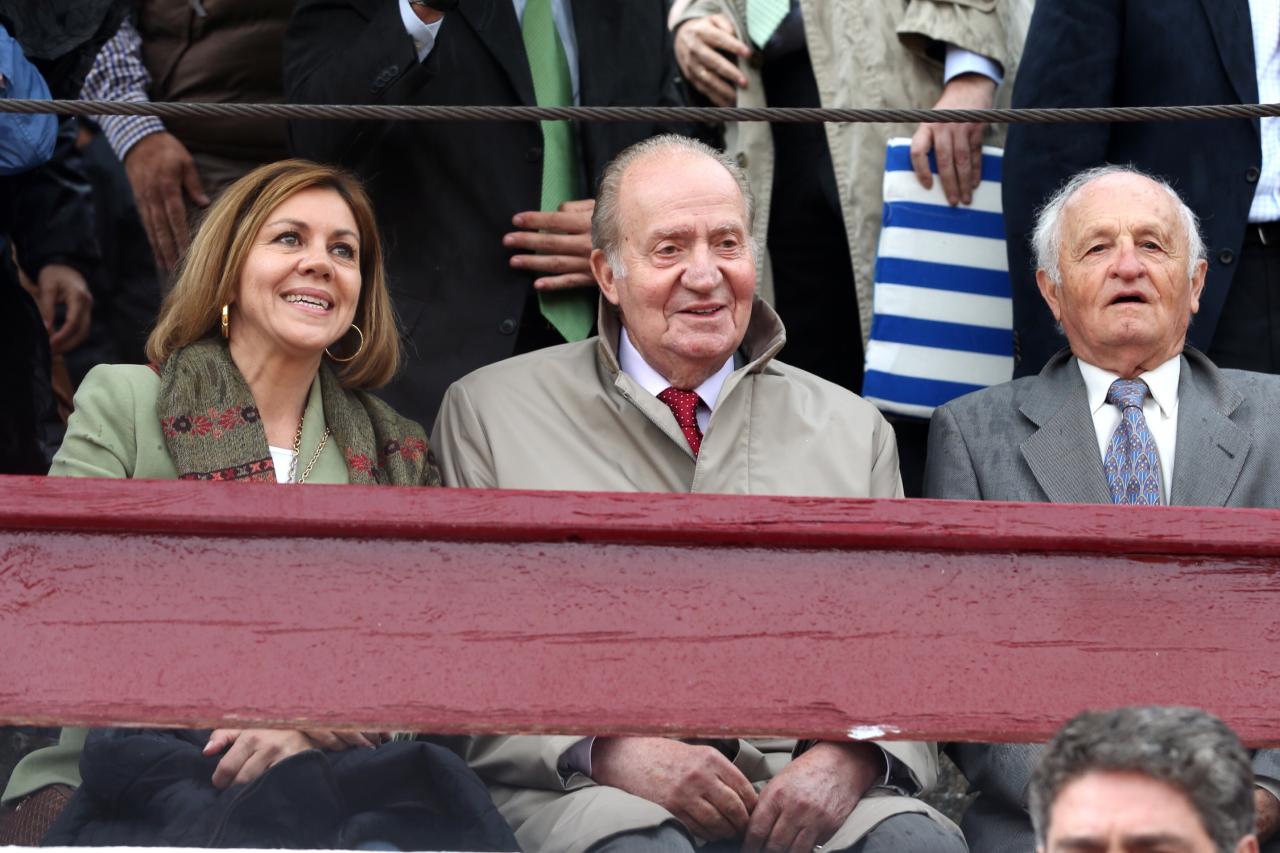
[944,45,1003,86]
[399,0,445,63]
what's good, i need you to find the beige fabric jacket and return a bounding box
[432,299,949,853]
[675,0,1030,343]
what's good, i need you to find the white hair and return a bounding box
[1031,165,1205,287]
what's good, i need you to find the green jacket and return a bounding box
[3,364,351,803]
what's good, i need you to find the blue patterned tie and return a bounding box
[1102,379,1163,505]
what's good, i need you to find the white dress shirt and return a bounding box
[1250,0,1280,223]
[618,328,734,433]
[1077,355,1181,502]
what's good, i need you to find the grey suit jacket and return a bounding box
[924,347,1280,853]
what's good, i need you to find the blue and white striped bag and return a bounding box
[861,138,1014,419]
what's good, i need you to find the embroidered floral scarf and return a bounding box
[157,339,440,486]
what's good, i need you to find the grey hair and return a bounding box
[1032,165,1206,286]
[591,134,756,277]
[1029,706,1255,853]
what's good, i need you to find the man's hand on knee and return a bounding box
[743,742,885,853]
[591,737,758,841]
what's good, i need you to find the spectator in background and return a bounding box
[924,166,1280,853]
[0,25,96,475]
[670,0,1030,495]
[62,119,160,385]
[1004,1,1280,379]
[0,21,54,172]
[1030,707,1259,853]
[286,0,691,428]
[81,0,292,272]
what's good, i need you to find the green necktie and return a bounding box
[521,0,594,342]
[746,0,789,49]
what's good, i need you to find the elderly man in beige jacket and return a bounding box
[431,135,959,853]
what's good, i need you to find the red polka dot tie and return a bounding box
[657,386,702,456]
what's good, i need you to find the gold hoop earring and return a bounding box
[325,323,365,363]
[221,304,230,339]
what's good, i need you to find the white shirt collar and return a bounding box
[618,327,734,410]
[1077,353,1182,418]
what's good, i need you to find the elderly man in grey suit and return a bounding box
[433,135,963,853]
[924,165,1280,852]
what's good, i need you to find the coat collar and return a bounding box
[1199,0,1260,118]
[1168,348,1250,505]
[456,0,537,106]
[594,295,787,459]
[1017,348,1113,504]
[1017,346,1251,506]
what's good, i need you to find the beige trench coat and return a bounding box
[676,0,1031,344]
[431,300,953,853]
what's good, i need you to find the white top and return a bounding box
[618,327,735,433]
[1077,354,1181,502]
[1250,0,1280,222]
[268,446,296,485]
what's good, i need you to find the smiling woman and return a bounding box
[0,162,515,851]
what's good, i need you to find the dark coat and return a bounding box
[284,0,687,427]
[44,729,519,851]
[1002,0,1261,377]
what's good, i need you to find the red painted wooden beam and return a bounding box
[2,474,1279,745]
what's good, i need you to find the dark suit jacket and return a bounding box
[924,347,1280,852]
[1002,0,1261,377]
[285,0,686,427]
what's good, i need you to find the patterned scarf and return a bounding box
[156,339,440,486]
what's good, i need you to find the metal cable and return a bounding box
[1,98,1280,124]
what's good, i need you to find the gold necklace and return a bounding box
[288,413,331,484]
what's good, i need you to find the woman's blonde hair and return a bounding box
[146,159,400,388]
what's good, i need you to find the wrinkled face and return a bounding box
[592,150,755,387]
[231,187,362,364]
[1042,771,1240,853]
[1037,173,1207,372]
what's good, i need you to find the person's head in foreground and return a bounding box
[1033,165,1208,379]
[589,133,757,390]
[1030,706,1258,853]
[146,158,400,388]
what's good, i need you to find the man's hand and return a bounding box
[909,73,997,206]
[673,14,750,107]
[35,263,92,354]
[123,131,210,270]
[203,728,317,790]
[1256,788,1280,841]
[505,198,597,290]
[592,736,759,842]
[743,742,884,853]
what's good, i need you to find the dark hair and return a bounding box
[1029,706,1255,853]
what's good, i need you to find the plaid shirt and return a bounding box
[79,16,165,161]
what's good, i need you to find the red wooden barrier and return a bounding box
[2,474,1279,745]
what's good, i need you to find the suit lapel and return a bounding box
[571,0,621,107]
[1018,355,1112,504]
[1199,0,1260,110]
[1170,351,1250,506]
[458,0,536,106]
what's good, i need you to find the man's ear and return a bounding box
[1235,834,1260,853]
[591,248,621,307]
[1188,257,1208,315]
[1036,268,1064,324]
